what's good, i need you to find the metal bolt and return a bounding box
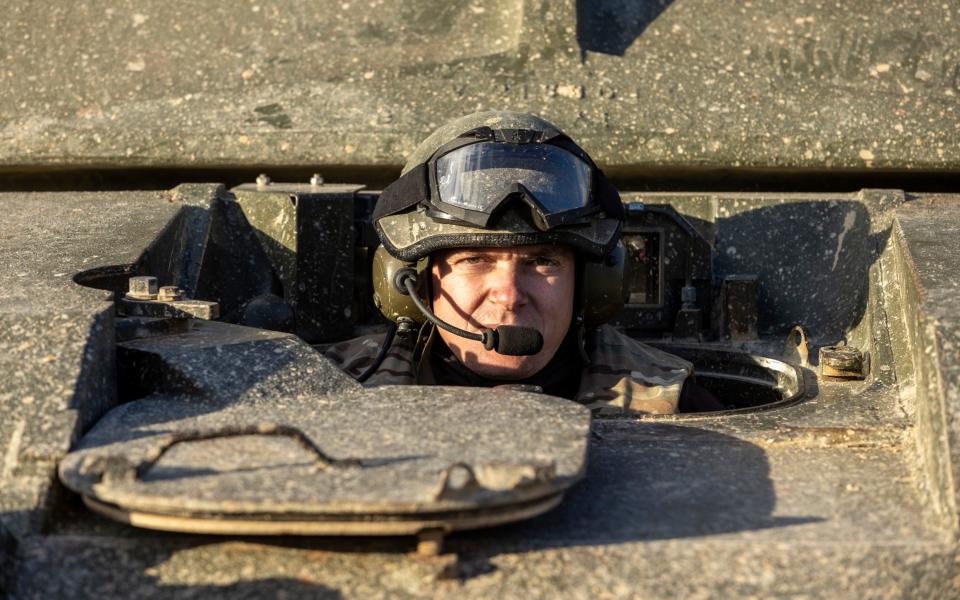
[127,276,158,300]
[309,173,324,186]
[157,286,183,302]
[255,173,271,188]
[819,346,869,379]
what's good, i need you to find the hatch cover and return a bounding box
[59,387,590,536]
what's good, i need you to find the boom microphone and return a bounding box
[395,270,544,356]
[484,325,544,356]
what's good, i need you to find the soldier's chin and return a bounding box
[461,349,547,380]
[438,330,551,380]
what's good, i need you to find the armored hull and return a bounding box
[3,1,960,597]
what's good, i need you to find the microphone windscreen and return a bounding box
[494,326,544,356]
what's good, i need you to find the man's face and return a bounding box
[430,244,575,379]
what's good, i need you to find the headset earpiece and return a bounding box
[371,245,430,325]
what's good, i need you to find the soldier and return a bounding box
[326,111,722,414]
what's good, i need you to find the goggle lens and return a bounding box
[435,142,591,215]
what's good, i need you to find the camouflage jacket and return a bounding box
[323,324,693,415]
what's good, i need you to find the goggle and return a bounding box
[430,141,595,230]
[374,127,623,230]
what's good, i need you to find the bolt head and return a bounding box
[127,276,158,300]
[819,345,867,379]
[310,173,324,186]
[256,173,271,187]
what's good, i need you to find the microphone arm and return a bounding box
[395,270,543,356]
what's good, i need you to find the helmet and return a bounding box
[372,111,626,328]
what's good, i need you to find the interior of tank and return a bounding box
[70,183,900,415]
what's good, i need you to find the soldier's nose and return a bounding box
[487,266,527,309]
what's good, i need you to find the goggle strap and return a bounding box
[372,162,429,222]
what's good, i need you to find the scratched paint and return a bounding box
[832,210,858,271]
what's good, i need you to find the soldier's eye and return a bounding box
[532,256,560,267]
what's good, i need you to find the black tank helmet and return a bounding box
[371,111,626,329]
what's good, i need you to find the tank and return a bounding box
[3,1,960,597]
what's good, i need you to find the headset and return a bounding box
[371,241,626,335]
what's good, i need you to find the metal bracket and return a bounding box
[782,325,811,367]
[119,276,219,320]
